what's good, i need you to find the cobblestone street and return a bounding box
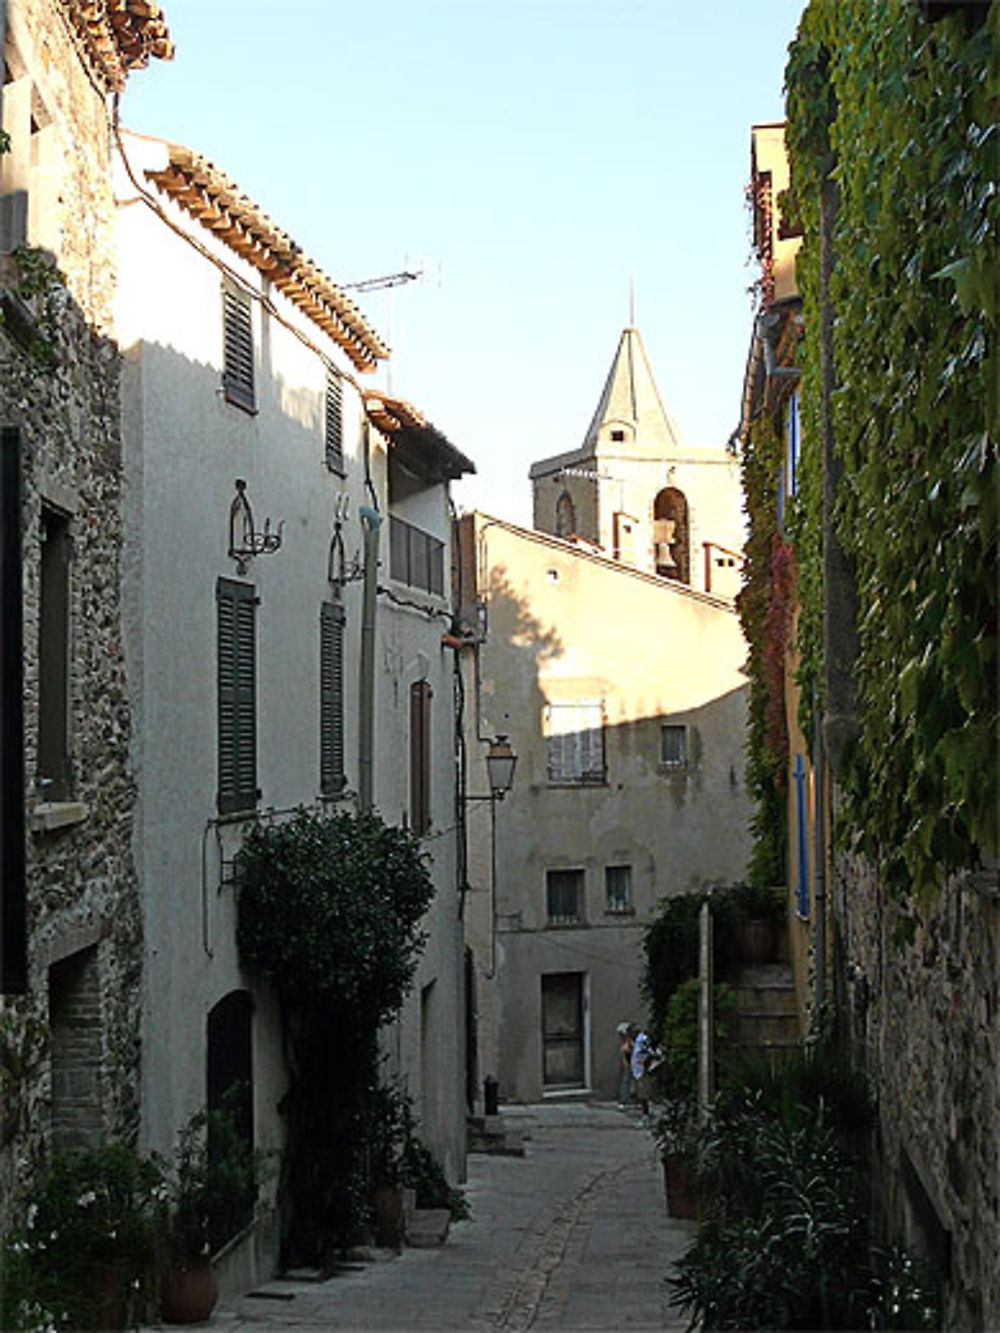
[207,1102,694,1332]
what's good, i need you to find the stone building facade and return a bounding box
[0,0,171,1217]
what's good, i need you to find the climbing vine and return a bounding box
[736,412,787,887]
[783,0,998,903]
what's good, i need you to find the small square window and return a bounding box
[605,865,632,914]
[660,724,687,768]
[546,869,584,925]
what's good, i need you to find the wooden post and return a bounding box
[698,900,714,1123]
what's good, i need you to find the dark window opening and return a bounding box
[660,724,687,768]
[1,428,26,993]
[390,515,444,596]
[555,491,576,538]
[546,868,584,925]
[605,864,633,914]
[38,505,71,801]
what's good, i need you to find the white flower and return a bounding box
[26,1203,38,1229]
[75,1189,97,1208]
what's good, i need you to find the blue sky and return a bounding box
[121,0,804,525]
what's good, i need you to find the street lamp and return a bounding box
[484,735,517,801]
[465,735,517,804]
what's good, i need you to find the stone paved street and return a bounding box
[206,1102,695,1332]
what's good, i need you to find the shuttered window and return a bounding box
[325,374,344,472]
[217,578,257,814]
[222,286,255,412]
[410,680,432,836]
[320,601,346,794]
[545,701,605,785]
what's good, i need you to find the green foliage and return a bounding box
[1,1145,164,1331]
[736,412,791,886]
[161,1100,262,1264]
[235,809,435,1261]
[236,807,433,1020]
[784,0,998,903]
[663,979,736,1099]
[670,1051,939,1330]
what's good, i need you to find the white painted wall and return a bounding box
[115,131,466,1277]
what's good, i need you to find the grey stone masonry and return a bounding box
[0,0,142,1226]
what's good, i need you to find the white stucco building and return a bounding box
[458,328,752,1104]
[114,130,473,1286]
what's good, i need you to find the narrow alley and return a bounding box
[209,1103,694,1332]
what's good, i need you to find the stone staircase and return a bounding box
[730,963,800,1065]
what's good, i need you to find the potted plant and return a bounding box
[2,1144,163,1330]
[732,882,786,965]
[653,1095,700,1220]
[159,1105,260,1324]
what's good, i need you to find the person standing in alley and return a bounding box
[630,1025,655,1127]
[616,1022,634,1108]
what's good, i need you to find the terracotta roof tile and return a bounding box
[145,143,388,373]
[63,0,173,93]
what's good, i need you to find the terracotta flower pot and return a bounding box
[663,1156,699,1220]
[160,1259,218,1324]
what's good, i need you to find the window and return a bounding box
[325,374,344,472]
[38,505,71,801]
[545,701,605,785]
[546,869,584,925]
[410,680,432,835]
[217,578,257,814]
[222,285,255,412]
[605,865,633,914]
[320,601,346,794]
[390,515,445,595]
[660,724,687,768]
[610,428,626,442]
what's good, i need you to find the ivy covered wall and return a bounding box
[785,0,997,902]
[778,3,998,1324]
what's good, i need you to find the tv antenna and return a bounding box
[341,267,426,393]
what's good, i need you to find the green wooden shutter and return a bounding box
[320,600,346,793]
[217,578,257,814]
[222,287,255,412]
[325,375,343,472]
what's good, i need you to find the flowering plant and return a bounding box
[1,1144,165,1330]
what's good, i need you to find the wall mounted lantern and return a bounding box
[466,734,517,803]
[228,479,283,575]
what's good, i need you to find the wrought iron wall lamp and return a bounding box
[228,479,283,575]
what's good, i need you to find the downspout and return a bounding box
[358,505,382,814]
[812,692,826,1033]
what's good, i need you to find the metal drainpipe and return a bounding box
[358,505,382,814]
[812,695,826,1032]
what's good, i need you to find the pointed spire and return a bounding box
[581,326,682,454]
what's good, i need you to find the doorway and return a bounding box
[541,972,586,1089]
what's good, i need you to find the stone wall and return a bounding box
[0,0,141,1224]
[832,848,999,1329]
